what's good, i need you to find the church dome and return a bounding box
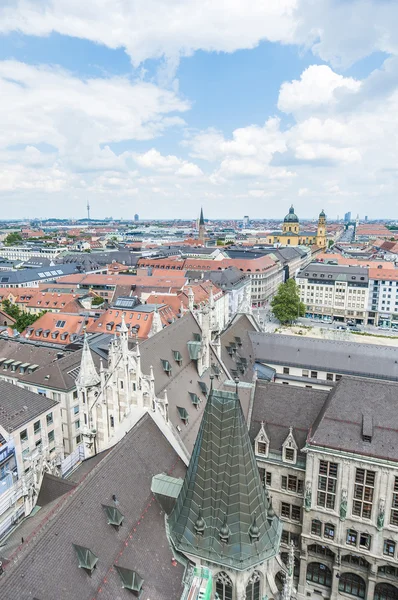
[284,205,299,223]
[319,209,326,218]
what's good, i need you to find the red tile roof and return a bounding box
[22,312,95,345]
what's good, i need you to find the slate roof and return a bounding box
[0,414,186,600]
[249,332,398,382]
[249,381,328,452]
[139,312,233,453]
[0,340,102,392]
[0,380,58,432]
[220,313,258,383]
[297,262,369,283]
[169,388,282,570]
[308,377,398,462]
[0,263,81,286]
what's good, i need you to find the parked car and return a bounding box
[336,325,347,330]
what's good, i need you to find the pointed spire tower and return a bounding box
[168,387,281,571]
[76,335,100,389]
[198,207,206,244]
[149,305,163,337]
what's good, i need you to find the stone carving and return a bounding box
[304,481,312,512]
[377,498,385,531]
[339,489,348,521]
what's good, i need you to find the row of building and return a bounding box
[297,261,398,326]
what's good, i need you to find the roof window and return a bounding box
[161,359,172,374]
[173,350,182,365]
[189,392,200,407]
[114,565,144,594]
[177,406,189,424]
[102,504,124,528]
[198,381,208,397]
[72,544,98,574]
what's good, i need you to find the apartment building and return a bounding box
[297,263,369,324]
[0,246,63,261]
[0,381,61,538]
[367,268,398,327]
[0,337,103,456]
[251,378,398,600]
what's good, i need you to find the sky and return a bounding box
[0,1,398,220]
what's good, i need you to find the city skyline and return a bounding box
[1,1,398,219]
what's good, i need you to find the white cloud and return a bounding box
[133,148,203,177]
[0,1,298,67]
[2,0,398,71]
[278,65,360,114]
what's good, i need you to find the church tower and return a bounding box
[198,207,206,244]
[282,205,300,235]
[316,209,327,248]
[168,384,282,599]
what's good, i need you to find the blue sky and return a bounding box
[0,1,397,219]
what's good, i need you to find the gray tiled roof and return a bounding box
[308,377,398,462]
[139,312,232,453]
[221,314,258,383]
[0,380,57,432]
[0,414,186,600]
[249,381,328,452]
[20,346,102,391]
[298,262,369,283]
[169,387,282,570]
[0,263,80,285]
[249,332,398,382]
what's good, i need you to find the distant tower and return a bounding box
[198,207,206,244]
[134,213,139,222]
[316,209,327,248]
[87,200,91,222]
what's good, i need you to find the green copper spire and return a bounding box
[168,388,281,570]
[199,207,205,225]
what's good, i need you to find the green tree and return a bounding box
[4,232,23,246]
[1,299,47,333]
[271,279,305,324]
[91,296,104,306]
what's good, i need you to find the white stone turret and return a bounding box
[281,542,296,600]
[149,306,163,337]
[76,335,100,389]
[188,287,194,312]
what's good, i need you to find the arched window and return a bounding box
[275,571,284,591]
[375,583,398,600]
[338,573,366,598]
[216,571,233,600]
[306,562,332,588]
[246,571,261,600]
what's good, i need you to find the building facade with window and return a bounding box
[367,268,398,328]
[250,377,398,600]
[297,263,369,324]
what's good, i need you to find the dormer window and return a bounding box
[282,426,298,464]
[255,422,269,458]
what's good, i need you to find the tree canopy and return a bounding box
[1,299,47,333]
[271,279,306,324]
[4,231,23,246]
